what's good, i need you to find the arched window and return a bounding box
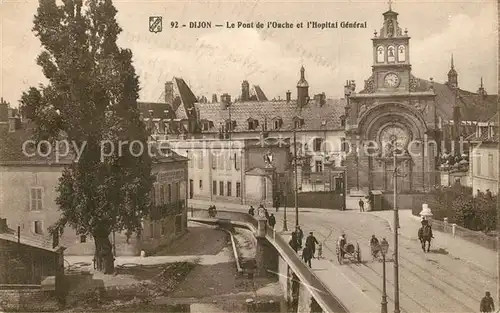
[377,46,385,63]
[387,46,395,63]
[398,45,406,62]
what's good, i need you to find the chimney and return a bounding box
[0,98,8,123]
[241,80,250,102]
[165,81,174,104]
[220,93,231,110]
[286,90,291,102]
[212,94,218,103]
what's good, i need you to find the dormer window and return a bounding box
[225,120,237,132]
[293,116,304,129]
[247,118,259,130]
[272,117,283,130]
[340,115,346,127]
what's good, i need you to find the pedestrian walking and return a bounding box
[359,199,365,212]
[289,231,298,252]
[480,291,495,313]
[268,213,276,228]
[274,194,280,212]
[248,206,255,216]
[264,208,270,220]
[305,232,319,258]
[317,243,323,259]
[302,245,313,268]
[296,226,304,249]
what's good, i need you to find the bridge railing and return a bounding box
[263,225,349,313]
[191,208,349,313]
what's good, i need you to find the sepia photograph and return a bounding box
[0,0,498,312]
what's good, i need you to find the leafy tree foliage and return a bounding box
[20,0,153,273]
[430,185,497,233]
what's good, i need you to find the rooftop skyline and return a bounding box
[1,0,497,105]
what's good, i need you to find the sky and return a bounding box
[0,0,497,105]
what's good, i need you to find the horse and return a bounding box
[418,222,433,252]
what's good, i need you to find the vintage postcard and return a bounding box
[0,0,498,312]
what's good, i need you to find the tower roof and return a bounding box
[448,54,457,75]
[297,66,309,88]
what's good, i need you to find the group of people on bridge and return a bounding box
[248,204,276,229]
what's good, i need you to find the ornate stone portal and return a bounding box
[343,7,440,194]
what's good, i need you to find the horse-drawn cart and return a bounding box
[336,241,362,264]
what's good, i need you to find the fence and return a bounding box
[430,218,497,251]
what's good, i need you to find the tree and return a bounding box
[20,0,154,273]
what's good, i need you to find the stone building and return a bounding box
[467,113,498,196]
[0,102,188,256]
[343,7,497,197]
[142,71,347,193]
[164,137,291,207]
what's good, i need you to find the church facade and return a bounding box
[344,8,440,194]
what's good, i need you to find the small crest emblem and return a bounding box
[149,16,162,33]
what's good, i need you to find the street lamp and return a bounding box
[391,139,402,313]
[282,179,288,231]
[380,238,389,313]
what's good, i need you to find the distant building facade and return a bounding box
[467,113,498,196]
[343,8,497,196]
[141,70,347,193]
[165,138,291,207]
[0,102,188,256]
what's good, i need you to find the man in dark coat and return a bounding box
[248,206,255,216]
[289,231,298,252]
[302,245,313,268]
[274,195,280,212]
[268,213,276,228]
[264,208,270,220]
[305,232,319,258]
[480,291,495,312]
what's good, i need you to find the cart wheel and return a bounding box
[356,243,362,263]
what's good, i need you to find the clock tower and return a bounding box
[343,4,440,196]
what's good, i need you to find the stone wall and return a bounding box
[0,288,59,311]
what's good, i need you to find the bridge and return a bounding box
[190,210,357,313]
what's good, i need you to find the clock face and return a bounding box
[385,73,400,87]
[379,126,409,150]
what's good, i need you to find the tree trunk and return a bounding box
[94,235,115,274]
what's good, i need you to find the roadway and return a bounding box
[190,201,496,313]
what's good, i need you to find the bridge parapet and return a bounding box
[188,211,350,313]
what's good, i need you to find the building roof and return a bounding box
[358,75,497,122]
[0,228,63,253]
[252,85,269,102]
[0,121,187,165]
[0,123,73,165]
[245,167,272,177]
[195,98,346,133]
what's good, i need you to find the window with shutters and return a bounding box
[213,181,217,195]
[198,152,204,169]
[488,154,494,177]
[227,182,232,196]
[218,153,225,170]
[149,222,154,238]
[313,138,323,152]
[227,154,232,171]
[219,181,224,196]
[315,160,323,172]
[175,182,180,201]
[211,153,216,169]
[476,155,482,176]
[159,185,165,204]
[199,180,203,190]
[236,182,241,197]
[167,184,172,203]
[30,187,43,211]
[34,221,43,234]
[234,153,241,171]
